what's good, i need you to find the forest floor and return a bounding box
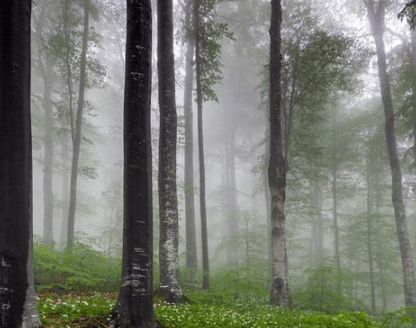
[36,288,412,328]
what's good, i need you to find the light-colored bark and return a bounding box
[269,0,290,306]
[158,0,183,302]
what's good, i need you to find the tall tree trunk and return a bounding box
[183,0,197,283]
[60,134,70,247]
[67,0,90,248]
[34,6,56,245]
[269,0,290,306]
[312,182,324,267]
[365,0,416,308]
[223,110,238,266]
[41,60,55,245]
[195,0,210,289]
[157,0,182,302]
[366,153,376,312]
[0,1,40,326]
[115,0,153,326]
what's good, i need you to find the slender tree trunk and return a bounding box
[115,0,153,326]
[224,112,238,267]
[195,0,210,289]
[365,0,416,308]
[366,153,376,312]
[183,0,197,283]
[331,108,341,294]
[269,0,290,306]
[0,1,40,326]
[312,182,324,267]
[67,0,90,248]
[42,60,55,245]
[60,134,70,247]
[34,7,56,245]
[157,0,182,302]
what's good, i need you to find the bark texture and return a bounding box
[0,1,41,326]
[115,0,153,326]
[194,0,210,289]
[157,0,182,302]
[183,0,197,281]
[269,0,290,307]
[365,0,416,308]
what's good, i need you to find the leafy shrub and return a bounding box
[34,241,121,292]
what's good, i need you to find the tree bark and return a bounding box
[269,0,290,307]
[195,0,210,289]
[365,0,416,308]
[0,1,41,326]
[157,0,182,302]
[183,0,197,283]
[67,0,90,248]
[115,0,153,326]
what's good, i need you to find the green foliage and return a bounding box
[155,300,377,328]
[37,292,116,326]
[34,241,121,292]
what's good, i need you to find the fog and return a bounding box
[30,0,416,313]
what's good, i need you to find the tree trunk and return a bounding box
[223,110,238,266]
[60,134,70,248]
[0,1,41,326]
[183,0,197,283]
[312,182,324,267]
[366,153,376,312]
[365,0,416,308]
[195,0,210,289]
[67,0,90,248]
[41,60,55,245]
[115,0,153,326]
[157,0,182,302]
[269,0,290,307]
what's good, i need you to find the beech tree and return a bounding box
[269,0,291,307]
[0,1,40,326]
[114,0,153,326]
[364,0,416,308]
[157,0,183,302]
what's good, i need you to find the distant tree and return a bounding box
[66,0,91,248]
[194,0,209,289]
[157,0,183,302]
[182,0,198,283]
[32,1,57,245]
[365,0,416,308]
[0,1,40,326]
[114,0,153,326]
[269,0,290,307]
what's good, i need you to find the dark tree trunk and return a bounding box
[183,0,197,283]
[67,0,90,248]
[157,0,182,302]
[0,1,40,326]
[115,0,153,326]
[194,0,210,289]
[269,0,290,306]
[365,0,416,308]
[60,134,70,247]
